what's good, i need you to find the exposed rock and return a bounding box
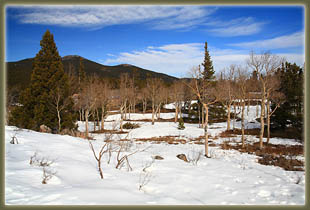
[60,128,76,136]
[39,124,51,133]
[176,154,188,162]
[154,155,164,160]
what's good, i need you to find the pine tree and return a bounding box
[9,30,76,132]
[178,117,185,130]
[271,62,303,134]
[201,41,225,122]
[201,42,215,81]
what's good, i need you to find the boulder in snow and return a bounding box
[176,154,188,162]
[39,125,51,133]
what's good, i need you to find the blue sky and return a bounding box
[6,5,304,78]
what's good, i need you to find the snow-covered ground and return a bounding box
[5,105,305,205]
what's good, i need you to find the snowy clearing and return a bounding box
[5,106,305,205]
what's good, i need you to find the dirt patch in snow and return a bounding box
[135,136,187,144]
[220,141,304,171]
[91,129,128,134]
[219,128,303,140]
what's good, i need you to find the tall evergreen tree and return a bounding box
[201,42,225,122]
[9,30,76,131]
[201,42,215,81]
[271,62,303,134]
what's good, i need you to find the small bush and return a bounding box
[123,122,140,129]
[29,152,56,184]
[177,118,185,130]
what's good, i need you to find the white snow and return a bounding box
[5,105,304,205]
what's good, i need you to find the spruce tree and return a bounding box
[201,41,225,122]
[201,42,215,81]
[9,30,76,132]
[271,62,303,134]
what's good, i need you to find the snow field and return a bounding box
[5,105,305,205]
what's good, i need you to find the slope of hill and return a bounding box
[6,55,178,89]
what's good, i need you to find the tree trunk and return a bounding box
[79,110,82,122]
[96,109,100,130]
[227,105,231,131]
[241,100,245,148]
[124,103,127,120]
[233,102,236,130]
[203,104,209,157]
[128,103,131,120]
[247,94,250,116]
[202,105,205,129]
[256,100,259,118]
[101,106,105,131]
[198,103,201,128]
[120,105,124,131]
[175,102,179,123]
[152,103,155,125]
[98,160,103,179]
[143,100,147,114]
[259,90,266,149]
[93,110,96,132]
[266,100,271,144]
[179,103,182,119]
[85,109,89,139]
[57,110,61,132]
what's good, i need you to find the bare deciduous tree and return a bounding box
[79,76,98,138]
[247,52,283,149]
[97,80,111,131]
[236,66,250,148]
[146,78,164,125]
[138,87,149,114]
[265,75,285,144]
[187,65,218,157]
[119,74,130,131]
[217,65,237,131]
[50,86,72,132]
[88,139,109,179]
[172,81,184,123]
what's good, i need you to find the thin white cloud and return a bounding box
[11,5,216,30]
[10,6,269,36]
[230,31,304,49]
[207,17,266,36]
[103,43,304,77]
[104,43,203,77]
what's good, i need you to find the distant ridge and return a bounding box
[6,55,179,89]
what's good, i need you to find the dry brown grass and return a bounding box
[219,141,304,171]
[135,136,187,144]
[219,128,303,140]
[188,135,218,146]
[125,118,175,122]
[91,129,128,134]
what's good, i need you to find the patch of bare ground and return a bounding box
[219,141,304,171]
[135,136,187,145]
[188,135,217,146]
[91,129,128,134]
[125,118,175,122]
[220,128,303,140]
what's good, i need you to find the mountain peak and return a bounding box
[118,64,134,67]
[62,55,82,60]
